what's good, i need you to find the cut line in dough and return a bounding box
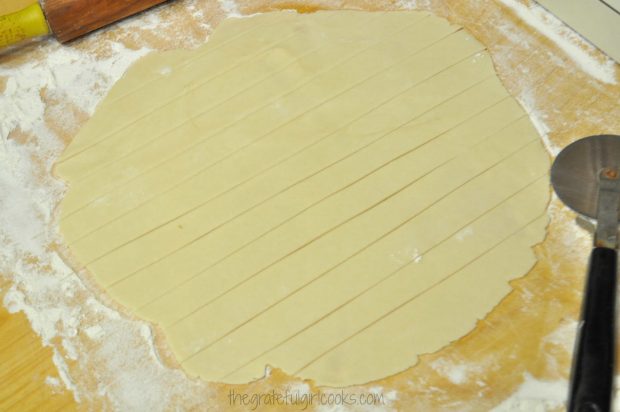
[56,10,550,386]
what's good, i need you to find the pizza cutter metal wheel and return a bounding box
[551,134,620,412]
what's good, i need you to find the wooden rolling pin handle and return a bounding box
[44,0,169,43]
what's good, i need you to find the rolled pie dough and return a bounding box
[56,11,550,386]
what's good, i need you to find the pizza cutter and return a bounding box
[551,134,620,412]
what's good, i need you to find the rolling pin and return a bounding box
[0,0,169,49]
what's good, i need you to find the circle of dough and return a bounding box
[56,10,550,386]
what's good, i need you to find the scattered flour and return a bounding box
[491,374,567,412]
[395,0,431,10]
[543,319,578,349]
[158,65,173,76]
[498,0,617,85]
[218,0,242,17]
[455,226,475,242]
[0,0,616,409]
[495,373,620,412]
[430,358,479,386]
[514,88,561,156]
[445,365,469,385]
[367,386,398,407]
[84,324,105,340]
[413,249,423,264]
[0,1,215,409]
[45,375,62,389]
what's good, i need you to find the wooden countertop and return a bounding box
[0,280,76,411]
[1,0,619,410]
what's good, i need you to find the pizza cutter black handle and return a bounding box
[568,247,617,412]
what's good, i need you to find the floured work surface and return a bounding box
[1,0,619,409]
[55,10,550,386]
